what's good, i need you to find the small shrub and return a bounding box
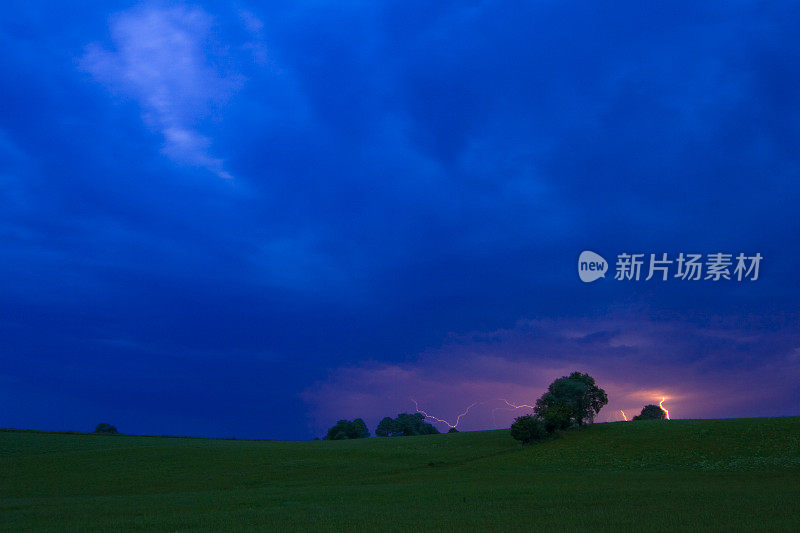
[510,415,548,444]
[94,423,119,435]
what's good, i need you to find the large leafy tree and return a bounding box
[375,417,395,437]
[323,418,370,440]
[375,413,439,437]
[534,372,608,429]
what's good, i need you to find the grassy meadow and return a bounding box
[2,417,799,531]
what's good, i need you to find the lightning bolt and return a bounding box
[415,395,639,429]
[499,399,535,411]
[659,397,670,420]
[411,399,480,429]
[490,399,536,425]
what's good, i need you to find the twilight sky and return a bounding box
[1,1,798,439]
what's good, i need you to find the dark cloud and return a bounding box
[0,1,798,438]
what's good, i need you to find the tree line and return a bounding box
[322,371,667,442]
[322,412,442,440]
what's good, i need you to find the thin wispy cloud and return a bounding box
[80,4,245,178]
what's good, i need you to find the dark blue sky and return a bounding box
[1,1,798,439]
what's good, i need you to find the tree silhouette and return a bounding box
[94,423,118,435]
[632,404,666,421]
[375,413,439,436]
[324,418,370,440]
[534,372,608,430]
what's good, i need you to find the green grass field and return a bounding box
[2,417,799,531]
